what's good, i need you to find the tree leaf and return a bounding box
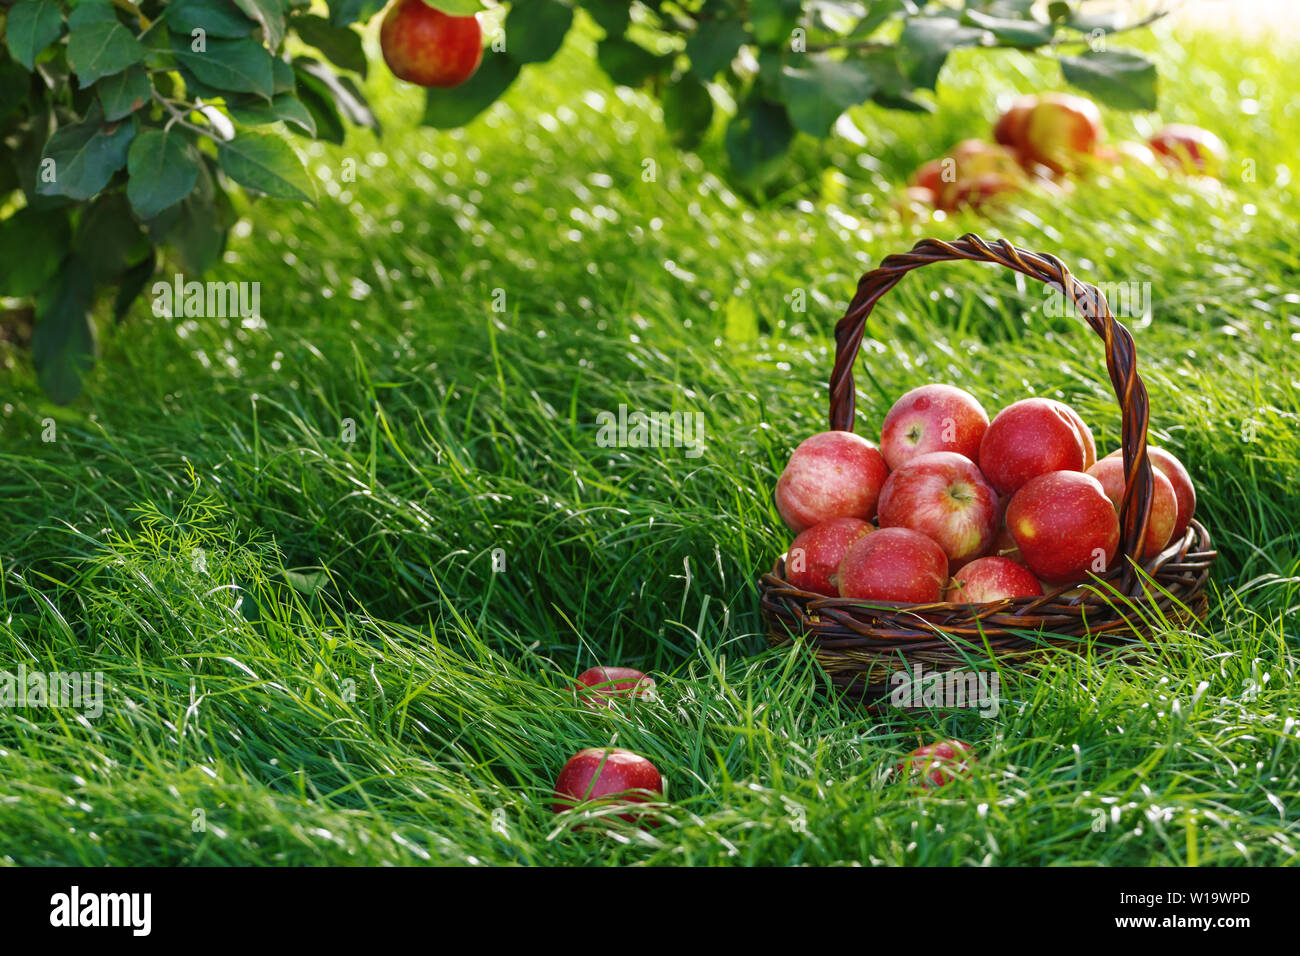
[0,206,71,297]
[145,160,231,273]
[228,92,318,136]
[504,0,572,65]
[294,58,379,132]
[172,34,275,99]
[963,9,1055,47]
[293,68,347,143]
[421,53,519,129]
[5,0,64,71]
[292,14,367,76]
[779,54,877,137]
[661,71,713,149]
[326,0,387,29]
[67,0,146,85]
[1060,49,1157,110]
[898,16,985,89]
[97,64,152,121]
[724,95,793,189]
[685,20,748,79]
[36,107,136,201]
[218,131,315,201]
[577,0,630,37]
[113,246,157,321]
[166,0,256,39]
[596,37,666,88]
[232,0,286,49]
[127,127,202,219]
[33,255,96,405]
[750,0,801,47]
[76,191,147,284]
[424,0,483,14]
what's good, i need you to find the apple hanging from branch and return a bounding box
[381,0,484,89]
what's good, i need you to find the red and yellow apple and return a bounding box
[995,93,1104,175]
[1104,446,1196,541]
[553,748,663,821]
[1006,470,1120,584]
[380,0,483,89]
[877,452,999,568]
[837,527,949,603]
[1086,456,1177,560]
[1149,124,1226,176]
[573,667,657,707]
[944,556,1043,603]
[880,384,989,469]
[979,397,1095,496]
[898,739,976,789]
[775,430,890,532]
[785,517,873,596]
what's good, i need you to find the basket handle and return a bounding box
[830,234,1155,594]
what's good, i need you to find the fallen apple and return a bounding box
[1086,456,1177,560]
[1149,124,1227,176]
[785,517,874,595]
[837,527,949,603]
[573,667,657,707]
[898,740,976,789]
[1103,446,1197,541]
[553,748,663,822]
[944,556,1043,603]
[775,430,890,532]
[877,452,999,569]
[380,0,483,89]
[1018,93,1104,175]
[879,383,990,470]
[979,397,1095,496]
[1006,470,1120,584]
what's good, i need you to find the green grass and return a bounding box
[2,19,1299,865]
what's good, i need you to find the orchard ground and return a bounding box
[2,17,1298,866]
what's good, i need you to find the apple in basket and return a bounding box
[979,397,1096,496]
[1085,457,1177,560]
[553,748,663,822]
[1006,470,1120,584]
[1102,446,1196,541]
[837,527,949,604]
[945,556,1043,603]
[775,431,889,532]
[898,740,977,789]
[877,452,999,569]
[879,384,990,469]
[785,517,874,595]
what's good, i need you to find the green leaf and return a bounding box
[67,0,146,85]
[1060,49,1156,110]
[166,0,257,38]
[5,0,64,71]
[294,58,379,132]
[33,255,96,405]
[750,0,801,47]
[127,128,202,219]
[218,132,315,201]
[146,160,231,273]
[97,64,152,121]
[172,34,275,99]
[685,20,747,78]
[504,0,572,65]
[36,107,136,200]
[293,69,347,143]
[113,247,157,321]
[232,0,286,49]
[850,0,905,38]
[963,9,1055,47]
[577,0,630,37]
[596,37,665,88]
[898,16,985,89]
[724,95,793,189]
[421,53,519,129]
[272,55,296,93]
[76,192,147,284]
[0,207,71,297]
[423,0,483,14]
[292,14,367,76]
[661,71,713,149]
[326,0,386,29]
[228,92,317,136]
[779,54,876,137]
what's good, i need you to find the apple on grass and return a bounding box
[897,740,976,789]
[1103,446,1196,541]
[995,93,1104,175]
[785,518,873,596]
[553,748,663,823]
[1006,471,1120,584]
[879,384,989,470]
[380,0,483,89]
[775,431,889,532]
[573,667,657,708]
[945,556,1043,603]
[1086,457,1177,560]
[837,527,949,604]
[877,452,998,569]
[978,397,1095,496]
[1149,124,1227,176]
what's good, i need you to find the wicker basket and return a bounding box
[759,235,1216,704]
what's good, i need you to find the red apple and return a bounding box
[990,524,1021,561]
[1006,471,1120,584]
[931,140,1024,210]
[1104,446,1196,541]
[837,527,949,603]
[910,159,946,194]
[979,397,1095,496]
[898,740,976,789]
[775,430,890,532]
[785,517,874,595]
[380,0,483,89]
[553,748,663,821]
[573,667,657,707]
[877,452,998,568]
[1020,93,1104,175]
[879,384,990,470]
[1086,457,1177,560]
[993,95,1037,155]
[944,556,1043,603]
[1149,124,1226,176]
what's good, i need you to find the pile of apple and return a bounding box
[900,92,1228,215]
[776,384,1196,604]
